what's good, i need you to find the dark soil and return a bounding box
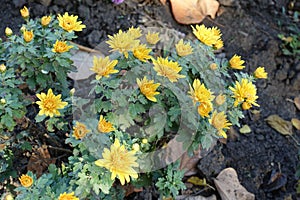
[1,0,299,199]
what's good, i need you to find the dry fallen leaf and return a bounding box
[123,184,143,197]
[179,145,205,176]
[291,118,300,130]
[27,145,56,177]
[69,43,106,80]
[176,194,217,200]
[294,97,300,110]
[239,125,251,134]
[168,0,220,24]
[214,168,255,200]
[262,170,287,192]
[160,0,167,5]
[0,143,6,150]
[187,176,207,186]
[265,115,293,136]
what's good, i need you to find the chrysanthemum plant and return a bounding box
[8,7,268,200]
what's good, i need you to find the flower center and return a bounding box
[44,98,56,110]
[111,151,123,166]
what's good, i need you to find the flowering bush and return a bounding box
[0,6,268,200]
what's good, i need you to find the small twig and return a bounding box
[288,135,300,146]
[70,41,102,54]
[48,145,73,153]
[286,98,294,103]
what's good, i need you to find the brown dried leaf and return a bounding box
[0,143,6,150]
[160,0,167,5]
[27,145,56,177]
[214,168,255,200]
[169,0,220,24]
[179,146,202,176]
[124,184,143,197]
[265,115,293,136]
[176,194,217,200]
[291,118,300,130]
[15,116,29,129]
[294,97,300,110]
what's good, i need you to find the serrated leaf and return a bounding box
[265,114,293,136]
[129,103,145,118]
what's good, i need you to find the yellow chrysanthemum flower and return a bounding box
[41,15,52,26]
[98,115,115,133]
[175,39,193,57]
[153,57,185,82]
[73,122,90,140]
[95,139,139,185]
[106,30,139,58]
[57,12,86,32]
[229,78,259,110]
[52,40,73,53]
[36,89,68,117]
[197,101,213,118]
[19,174,33,188]
[229,54,245,70]
[189,79,214,105]
[211,27,224,49]
[90,56,119,80]
[23,30,34,42]
[146,31,160,45]
[137,76,160,102]
[20,6,29,18]
[127,26,142,39]
[189,79,214,118]
[209,111,232,138]
[192,25,222,49]
[133,44,152,62]
[58,192,79,200]
[254,67,268,79]
[214,38,224,49]
[5,27,13,37]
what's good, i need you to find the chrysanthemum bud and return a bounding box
[215,94,226,105]
[20,26,26,33]
[5,27,13,37]
[210,63,218,70]
[142,138,148,144]
[41,15,51,26]
[20,6,29,18]
[1,98,6,104]
[242,102,251,110]
[132,143,140,152]
[70,88,75,96]
[0,64,6,72]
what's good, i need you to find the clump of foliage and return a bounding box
[0,6,267,200]
[278,26,300,56]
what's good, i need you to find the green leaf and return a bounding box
[129,103,145,118]
[200,133,213,150]
[35,114,46,123]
